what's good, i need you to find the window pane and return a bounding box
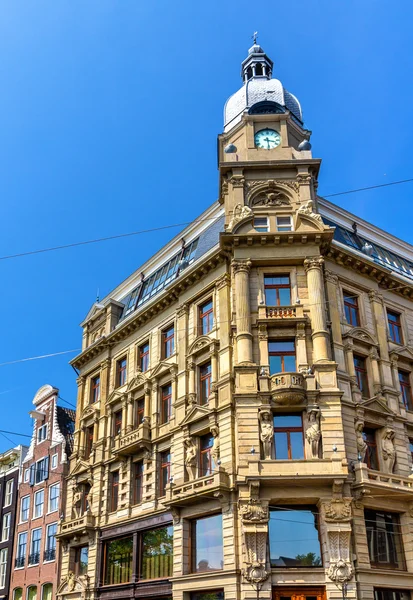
[192,592,224,600]
[278,288,291,306]
[140,526,173,580]
[27,588,37,600]
[13,590,23,600]
[104,537,133,585]
[42,584,52,600]
[274,432,289,459]
[290,432,305,459]
[269,341,295,352]
[269,355,282,374]
[269,507,321,567]
[78,546,89,575]
[274,415,302,428]
[265,289,277,305]
[284,355,297,371]
[193,514,223,572]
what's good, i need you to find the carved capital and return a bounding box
[228,175,245,188]
[232,259,252,274]
[177,303,189,318]
[368,290,384,304]
[76,376,86,387]
[304,256,324,272]
[324,270,339,285]
[216,273,231,290]
[297,174,312,185]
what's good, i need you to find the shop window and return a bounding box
[191,514,223,572]
[103,536,133,585]
[374,590,411,600]
[191,592,224,600]
[269,506,321,567]
[365,510,405,570]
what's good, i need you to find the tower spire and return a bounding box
[241,37,273,82]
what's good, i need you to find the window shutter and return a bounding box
[29,465,35,487]
[44,456,49,481]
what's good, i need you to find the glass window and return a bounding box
[191,593,224,600]
[141,526,173,580]
[0,548,7,588]
[34,489,44,518]
[200,363,212,405]
[136,398,144,427]
[409,438,413,464]
[163,325,175,358]
[192,514,223,572]
[254,217,269,232]
[387,310,403,344]
[264,275,291,306]
[268,340,296,374]
[29,529,41,565]
[159,450,171,497]
[269,507,321,567]
[49,483,60,513]
[4,479,13,506]
[51,454,58,469]
[37,424,47,443]
[365,510,405,569]
[276,216,293,232]
[75,546,89,576]
[200,300,213,335]
[41,584,52,600]
[45,524,57,561]
[374,589,411,600]
[116,357,127,387]
[354,355,369,397]
[91,375,100,403]
[273,415,304,460]
[34,457,49,484]
[113,410,122,436]
[343,291,360,326]
[21,496,30,522]
[110,471,119,512]
[399,371,413,411]
[103,536,133,585]
[200,434,214,476]
[1,513,10,541]
[27,587,37,600]
[139,342,150,372]
[85,425,94,459]
[161,384,172,424]
[133,461,144,504]
[16,532,27,567]
[363,428,379,470]
[13,589,23,600]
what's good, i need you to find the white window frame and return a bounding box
[24,469,29,483]
[44,523,57,559]
[276,215,293,232]
[20,495,30,523]
[253,216,269,232]
[29,528,42,565]
[4,479,13,507]
[16,531,27,568]
[41,583,53,600]
[48,483,60,513]
[33,489,44,519]
[37,424,48,444]
[34,457,48,484]
[51,454,58,470]
[0,548,7,588]
[1,513,11,542]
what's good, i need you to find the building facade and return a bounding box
[0,446,28,600]
[9,385,75,600]
[57,43,413,600]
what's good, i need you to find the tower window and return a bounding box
[276,216,293,232]
[246,67,253,80]
[253,217,269,232]
[255,63,263,76]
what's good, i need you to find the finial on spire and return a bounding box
[252,31,258,44]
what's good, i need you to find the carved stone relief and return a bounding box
[227,203,253,231]
[355,418,367,461]
[239,483,269,590]
[381,426,396,473]
[259,409,273,460]
[321,498,354,586]
[184,437,198,481]
[305,408,321,459]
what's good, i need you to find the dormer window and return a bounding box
[276,216,293,232]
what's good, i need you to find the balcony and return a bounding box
[239,455,348,483]
[258,304,304,321]
[57,512,96,540]
[44,548,56,562]
[28,552,40,566]
[270,372,306,405]
[353,462,413,498]
[113,422,151,456]
[15,556,25,568]
[165,469,231,507]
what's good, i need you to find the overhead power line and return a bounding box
[323,177,413,198]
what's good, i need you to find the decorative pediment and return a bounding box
[82,302,105,325]
[180,404,211,427]
[188,335,219,357]
[343,327,377,346]
[357,397,395,417]
[81,403,98,420]
[57,571,89,595]
[69,460,91,478]
[106,389,125,406]
[127,373,148,392]
[150,361,178,380]
[390,345,413,360]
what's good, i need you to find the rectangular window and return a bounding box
[34,489,44,518]
[200,434,214,477]
[140,525,173,580]
[1,513,11,542]
[91,375,100,403]
[362,428,379,470]
[269,506,321,567]
[42,583,52,600]
[268,340,296,374]
[136,398,144,427]
[75,546,89,576]
[48,483,60,513]
[116,357,127,387]
[4,479,13,506]
[354,355,369,397]
[399,371,413,411]
[0,548,7,588]
[200,300,213,335]
[276,216,293,232]
[37,424,47,443]
[103,536,133,585]
[133,461,144,504]
[387,310,403,344]
[29,529,42,565]
[192,514,223,572]
[159,450,171,497]
[114,410,123,436]
[200,362,212,405]
[163,325,175,358]
[21,496,30,522]
[110,471,119,512]
[44,523,57,561]
[273,414,304,460]
[85,426,94,459]
[343,291,360,326]
[16,532,27,568]
[253,217,269,232]
[139,342,150,372]
[409,439,413,464]
[34,457,49,484]
[51,454,58,470]
[191,593,224,600]
[365,510,406,569]
[161,384,172,424]
[374,589,411,600]
[264,275,291,306]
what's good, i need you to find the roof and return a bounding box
[57,407,76,456]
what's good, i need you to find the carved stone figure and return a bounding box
[259,410,273,460]
[239,499,268,523]
[227,204,253,231]
[251,191,290,207]
[184,438,198,481]
[72,486,82,519]
[327,558,354,584]
[323,499,352,522]
[297,199,323,222]
[67,571,76,592]
[355,419,367,461]
[381,427,396,473]
[305,409,321,458]
[211,425,220,466]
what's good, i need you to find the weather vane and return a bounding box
[252,31,258,44]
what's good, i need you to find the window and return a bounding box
[276,216,293,232]
[4,479,13,506]
[31,457,49,484]
[200,363,212,405]
[343,291,360,326]
[264,275,291,306]
[387,310,403,344]
[365,510,405,569]
[133,461,144,504]
[253,217,269,232]
[41,584,53,600]
[29,529,42,565]
[51,454,58,470]
[75,546,88,576]
[27,587,37,600]
[110,471,119,512]
[136,398,144,427]
[273,414,304,460]
[116,357,127,387]
[139,342,150,372]
[15,532,27,568]
[163,325,175,358]
[49,483,60,513]
[0,549,7,588]
[399,371,413,411]
[37,424,47,443]
[13,589,23,600]
[268,340,296,374]
[192,514,223,572]
[85,425,94,459]
[103,536,133,585]
[20,496,30,522]
[191,593,224,600]
[90,375,100,403]
[269,506,321,567]
[24,469,29,483]
[1,513,11,541]
[141,525,173,579]
[200,300,213,335]
[159,450,171,496]
[114,410,123,436]
[161,384,172,424]
[374,589,411,600]
[362,428,379,470]
[409,439,413,464]
[354,355,369,397]
[200,434,214,476]
[34,489,44,518]
[44,523,57,561]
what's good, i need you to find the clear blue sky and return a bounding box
[0,1,412,452]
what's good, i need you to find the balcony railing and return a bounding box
[44,548,56,562]
[270,372,306,405]
[258,305,304,320]
[15,556,25,568]
[353,462,413,496]
[165,469,231,507]
[113,422,151,456]
[57,512,95,539]
[28,552,40,566]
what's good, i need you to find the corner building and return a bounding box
[57,44,413,600]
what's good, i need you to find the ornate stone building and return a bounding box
[57,42,413,600]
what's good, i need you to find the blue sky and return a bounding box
[0,1,412,451]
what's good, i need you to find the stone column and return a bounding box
[344,341,362,403]
[93,416,99,444]
[304,257,329,362]
[369,290,393,388]
[217,273,231,377]
[127,397,134,432]
[79,425,86,459]
[121,396,128,435]
[144,384,152,421]
[211,346,218,384]
[232,259,253,365]
[295,322,308,372]
[187,360,196,405]
[370,348,382,395]
[325,270,346,371]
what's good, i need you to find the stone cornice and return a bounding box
[220,228,334,250]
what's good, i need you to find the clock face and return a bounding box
[254,128,281,150]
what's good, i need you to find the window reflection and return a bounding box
[192,514,223,572]
[141,526,173,580]
[269,507,321,567]
[103,536,133,585]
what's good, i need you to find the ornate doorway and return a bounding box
[273,588,326,600]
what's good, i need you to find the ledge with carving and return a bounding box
[164,468,231,507]
[352,461,413,498]
[112,421,151,456]
[257,304,306,323]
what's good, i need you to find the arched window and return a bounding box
[248,101,285,115]
[246,67,253,80]
[13,589,23,600]
[41,584,52,600]
[255,63,263,76]
[27,587,37,600]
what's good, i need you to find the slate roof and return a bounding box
[57,407,76,456]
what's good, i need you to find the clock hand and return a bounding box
[264,137,272,149]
